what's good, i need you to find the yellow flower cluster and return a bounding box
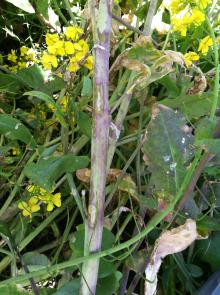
[41,26,93,73]
[183,36,213,67]
[18,185,61,219]
[6,46,37,72]
[166,0,211,36]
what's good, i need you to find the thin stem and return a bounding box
[207,16,219,121]
[143,0,158,36]
[63,0,77,24]
[0,149,203,287]
[52,0,69,25]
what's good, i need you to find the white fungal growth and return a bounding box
[15,123,22,130]
[110,122,120,140]
[94,44,107,51]
[96,92,102,112]
[170,162,177,171]
[181,137,186,144]
[163,155,171,162]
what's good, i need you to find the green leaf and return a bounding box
[0,221,13,241]
[197,215,220,231]
[4,0,35,13]
[22,251,50,271]
[139,196,158,209]
[0,114,36,148]
[69,226,116,277]
[41,77,65,95]
[17,65,45,89]
[24,155,89,191]
[34,0,49,18]
[186,264,203,278]
[142,104,194,198]
[96,272,122,295]
[76,112,92,137]
[81,76,92,97]
[158,75,180,97]
[161,92,217,119]
[0,285,29,295]
[24,91,67,127]
[53,279,80,295]
[0,73,23,93]
[196,232,220,271]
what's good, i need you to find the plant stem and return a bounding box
[207,16,219,121]
[63,0,77,24]
[0,149,203,286]
[143,0,158,36]
[80,0,113,294]
[0,152,37,218]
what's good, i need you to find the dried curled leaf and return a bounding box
[76,168,139,200]
[145,219,204,295]
[187,73,207,95]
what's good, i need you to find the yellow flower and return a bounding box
[56,40,65,56]
[7,50,17,62]
[84,55,93,70]
[20,46,29,56]
[190,8,205,25]
[39,192,61,211]
[46,33,60,46]
[64,41,75,55]
[12,147,20,155]
[41,53,58,70]
[9,65,18,72]
[64,26,83,41]
[60,95,68,112]
[18,197,40,219]
[17,61,27,70]
[68,62,79,73]
[78,40,89,53]
[198,36,213,54]
[27,185,35,193]
[184,51,199,67]
[195,0,211,9]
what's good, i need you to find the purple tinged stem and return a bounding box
[80,1,113,294]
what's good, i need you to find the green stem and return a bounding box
[0,152,37,218]
[52,0,69,25]
[207,17,219,121]
[0,149,202,286]
[63,0,77,24]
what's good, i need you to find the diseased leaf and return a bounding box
[142,104,194,199]
[145,219,201,295]
[0,114,36,148]
[24,155,89,191]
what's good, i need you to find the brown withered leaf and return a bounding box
[187,73,207,95]
[76,168,121,183]
[164,50,185,67]
[76,168,139,201]
[145,219,205,295]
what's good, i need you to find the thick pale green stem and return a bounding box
[80,1,113,294]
